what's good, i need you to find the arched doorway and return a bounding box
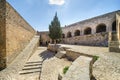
[112,21,116,32]
[62,34,65,38]
[84,27,91,35]
[74,30,80,36]
[67,32,72,38]
[96,24,106,33]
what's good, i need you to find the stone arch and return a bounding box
[67,32,72,38]
[62,33,65,38]
[112,21,116,32]
[84,27,92,35]
[96,23,106,33]
[74,30,80,36]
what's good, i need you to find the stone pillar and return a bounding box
[0,0,6,70]
[109,14,120,53]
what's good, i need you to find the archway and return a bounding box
[112,21,116,32]
[96,24,106,33]
[67,32,72,38]
[74,30,80,36]
[84,27,91,35]
[62,34,65,38]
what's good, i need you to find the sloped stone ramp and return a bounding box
[62,56,93,80]
[0,36,42,80]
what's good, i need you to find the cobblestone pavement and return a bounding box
[59,44,120,80]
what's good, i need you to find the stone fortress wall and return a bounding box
[0,0,36,69]
[62,11,120,46]
[37,31,51,46]
[38,10,120,47]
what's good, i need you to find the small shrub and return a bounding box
[93,56,99,61]
[63,66,69,74]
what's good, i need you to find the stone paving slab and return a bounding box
[58,44,120,80]
[40,51,72,80]
[62,56,92,80]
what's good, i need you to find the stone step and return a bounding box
[26,61,43,64]
[24,63,42,67]
[22,66,42,70]
[19,70,41,75]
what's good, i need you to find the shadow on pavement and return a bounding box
[39,50,55,61]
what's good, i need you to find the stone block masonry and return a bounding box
[0,0,6,70]
[0,0,36,69]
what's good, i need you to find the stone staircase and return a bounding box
[0,35,40,80]
[19,61,42,75]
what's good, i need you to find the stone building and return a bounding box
[62,10,120,46]
[0,0,36,70]
[37,31,51,46]
[38,10,120,52]
[38,10,120,47]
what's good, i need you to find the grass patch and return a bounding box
[93,56,99,61]
[63,66,69,74]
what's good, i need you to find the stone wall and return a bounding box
[0,0,36,69]
[6,2,36,65]
[0,0,6,70]
[37,31,51,45]
[109,13,120,52]
[62,32,108,46]
[62,11,120,37]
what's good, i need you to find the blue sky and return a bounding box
[7,0,120,31]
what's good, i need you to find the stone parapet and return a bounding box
[63,32,108,47]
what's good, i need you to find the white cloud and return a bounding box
[49,0,65,5]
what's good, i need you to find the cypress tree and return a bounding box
[49,12,62,43]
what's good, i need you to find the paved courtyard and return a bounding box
[59,44,120,80]
[0,44,120,80]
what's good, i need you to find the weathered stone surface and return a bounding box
[0,36,39,80]
[0,0,6,70]
[58,44,120,80]
[109,13,120,53]
[55,51,66,59]
[63,32,108,46]
[19,47,45,80]
[62,56,93,80]
[38,11,120,47]
[0,0,36,69]
[40,54,71,80]
[47,44,61,52]
[6,2,36,65]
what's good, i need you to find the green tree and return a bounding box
[49,12,62,44]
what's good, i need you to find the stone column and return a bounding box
[0,0,6,70]
[109,14,120,53]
